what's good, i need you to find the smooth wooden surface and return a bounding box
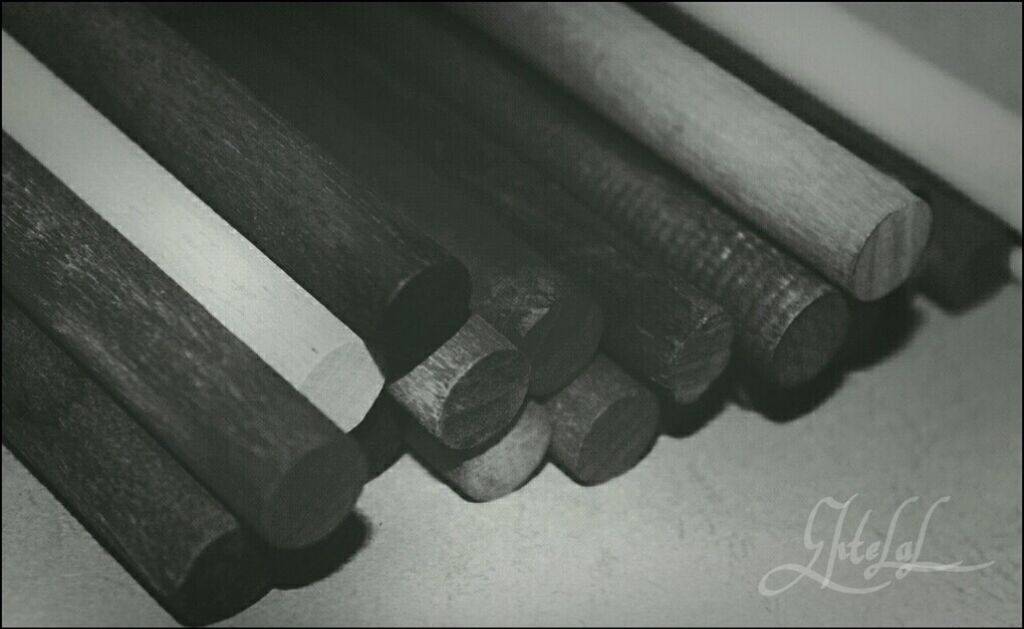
[406,401,552,502]
[349,4,849,387]
[387,315,530,451]
[161,8,603,397]
[266,6,734,404]
[451,2,931,301]
[672,1,1022,236]
[540,355,661,485]
[2,136,367,550]
[1,2,472,377]
[1,31,384,436]
[1,297,270,626]
[636,2,1019,309]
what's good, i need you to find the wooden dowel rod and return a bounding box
[343,5,849,388]
[450,2,932,301]
[1,296,271,626]
[405,400,552,502]
[663,1,1022,236]
[541,354,661,485]
[1,2,471,377]
[163,10,603,397]
[2,136,367,550]
[267,7,734,404]
[387,315,530,451]
[1,31,386,444]
[634,3,1020,309]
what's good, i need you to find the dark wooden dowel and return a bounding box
[540,355,661,486]
[162,9,603,396]
[2,136,367,550]
[1,296,270,626]
[2,1,471,377]
[337,4,849,388]
[264,7,734,404]
[387,315,531,451]
[405,400,552,502]
[451,2,932,302]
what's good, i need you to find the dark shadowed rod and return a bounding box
[1,296,271,626]
[1,1,471,378]
[343,4,850,388]
[264,6,734,404]
[162,7,603,397]
[2,136,367,550]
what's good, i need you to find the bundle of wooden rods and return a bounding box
[1,2,1015,624]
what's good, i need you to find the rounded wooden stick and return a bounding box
[2,2,471,377]
[387,315,531,451]
[667,1,1022,236]
[405,400,552,502]
[450,2,932,301]
[342,5,849,387]
[2,136,367,550]
[1,31,385,440]
[2,296,271,626]
[541,355,660,485]
[265,9,734,404]
[163,11,603,396]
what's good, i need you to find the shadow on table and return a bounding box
[265,510,371,589]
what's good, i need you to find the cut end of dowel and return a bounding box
[851,195,932,301]
[521,281,604,396]
[173,529,270,626]
[667,307,735,405]
[260,433,368,550]
[769,290,850,387]
[445,404,553,501]
[380,255,473,377]
[568,386,660,486]
[441,343,531,451]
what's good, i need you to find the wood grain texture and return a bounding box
[541,355,660,486]
[342,5,848,388]
[387,315,530,451]
[160,9,603,396]
[1,2,471,377]
[1,31,384,437]
[1,297,270,626]
[2,136,367,550]
[405,400,552,502]
[266,7,734,404]
[636,2,1017,311]
[450,2,931,301]
[670,1,1022,236]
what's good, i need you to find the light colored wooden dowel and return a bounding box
[450,2,932,301]
[2,3,472,377]
[164,11,603,397]
[1,31,385,435]
[671,1,1022,237]
[405,400,552,502]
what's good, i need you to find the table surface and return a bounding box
[3,3,1022,626]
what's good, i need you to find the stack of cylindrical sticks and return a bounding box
[2,3,1017,625]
